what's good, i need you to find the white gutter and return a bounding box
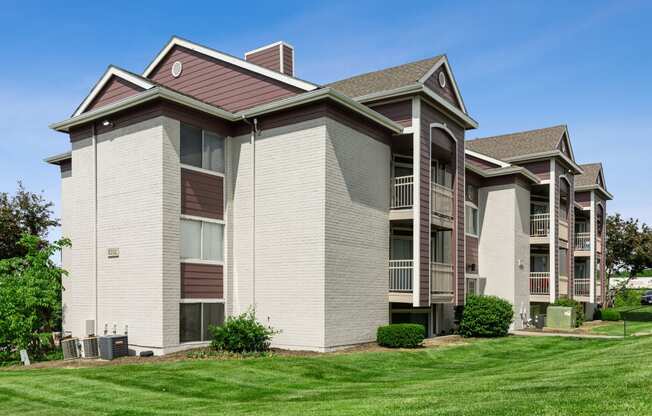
[44,151,72,164]
[466,164,541,184]
[575,184,614,200]
[464,149,510,168]
[502,150,584,174]
[51,87,403,135]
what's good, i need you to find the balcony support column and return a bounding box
[549,160,557,303]
[411,96,422,307]
[589,191,596,303]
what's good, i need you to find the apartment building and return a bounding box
[46,36,610,353]
[465,127,612,324]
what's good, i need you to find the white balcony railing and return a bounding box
[530,272,550,295]
[575,232,591,251]
[432,183,454,219]
[432,262,454,294]
[389,260,413,292]
[530,213,550,237]
[391,175,414,209]
[574,278,590,297]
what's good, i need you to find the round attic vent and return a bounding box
[171,61,183,78]
[438,71,446,88]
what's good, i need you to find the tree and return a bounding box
[606,214,652,278]
[0,181,59,259]
[0,235,70,361]
[606,214,652,304]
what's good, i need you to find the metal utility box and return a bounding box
[546,306,575,329]
[99,335,129,360]
[533,314,546,329]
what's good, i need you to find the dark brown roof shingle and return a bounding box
[326,56,443,98]
[575,163,604,188]
[466,125,567,161]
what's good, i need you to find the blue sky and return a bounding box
[1,0,650,243]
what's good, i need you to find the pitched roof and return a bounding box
[326,56,443,98]
[466,125,567,161]
[575,163,604,188]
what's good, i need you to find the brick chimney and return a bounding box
[244,41,294,76]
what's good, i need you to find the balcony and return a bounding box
[388,260,454,302]
[390,175,454,225]
[432,262,454,294]
[530,272,550,296]
[389,260,413,292]
[574,278,590,297]
[530,213,550,238]
[574,232,591,253]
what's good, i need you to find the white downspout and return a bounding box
[93,123,98,335]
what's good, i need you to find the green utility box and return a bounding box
[545,306,575,329]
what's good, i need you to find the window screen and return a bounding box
[203,131,225,173]
[181,219,202,259]
[202,303,225,341]
[180,303,202,343]
[202,222,224,261]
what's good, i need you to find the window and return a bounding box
[431,230,451,264]
[180,302,224,343]
[559,248,568,276]
[391,237,413,260]
[465,204,479,236]
[431,160,453,188]
[465,183,478,204]
[531,253,549,273]
[181,218,224,262]
[180,123,225,173]
[559,178,570,221]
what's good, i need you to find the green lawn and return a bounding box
[1,336,652,415]
[591,320,652,336]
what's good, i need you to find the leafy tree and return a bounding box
[606,214,652,305]
[0,182,59,259]
[0,235,70,361]
[606,214,652,279]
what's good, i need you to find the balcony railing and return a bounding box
[575,232,591,251]
[389,260,413,292]
[530,272,550,295]
[391,175,414,209]
[530,213,550,237]
[432,262,454,294]
[574,278,590,297]
[432,183,454,219]
[391,176,454,220]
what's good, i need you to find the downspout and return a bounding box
[241,116,259,308]
[92,122,98,335]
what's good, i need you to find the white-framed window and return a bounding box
[431,160,453,188]
[180,123,225,174]
[431,230,451,264]
[465,203,479,236]
[531,252,549,273]
[179,302,224,343]
[559,248,568,277]
[181,217,224,262]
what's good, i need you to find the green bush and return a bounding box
[601,308,621,321]
[552,298,584,327]
[210,310,277,353]
[377,324,425,348]
[614,289,648,307]
[459,295,513,338]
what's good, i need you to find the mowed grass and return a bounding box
[591,320,652,336]
[1,336,652,415]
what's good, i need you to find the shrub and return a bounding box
[601,308,621,321]
[459,295,513,338]
[377,324,425,348]
[552,298,584,327]
[210,310,277,353]
[614,289,648,307]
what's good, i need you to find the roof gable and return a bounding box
[576,163,607,190]
[466,125,568,160]
[556,131,575,161]
[145,44,309,113]
[419,57,465,113]
[143,37,317,92]
[73,66,155,116]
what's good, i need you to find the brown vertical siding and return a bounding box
[465,235,479,274]
[245,44,282,73]
[181,263,223,299]
[518,161,550,180]
[420,100,465,305]
[423,67,461,110]
[181,168,224,220]
[369,100,412,127]
[148,45,302,112]
[282,44,294,76]
[85,76,145,112]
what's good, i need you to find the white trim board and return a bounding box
[73,66,155,117]
[143,37,316,91]
[464,149,510,168]
[244,41,294,57]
